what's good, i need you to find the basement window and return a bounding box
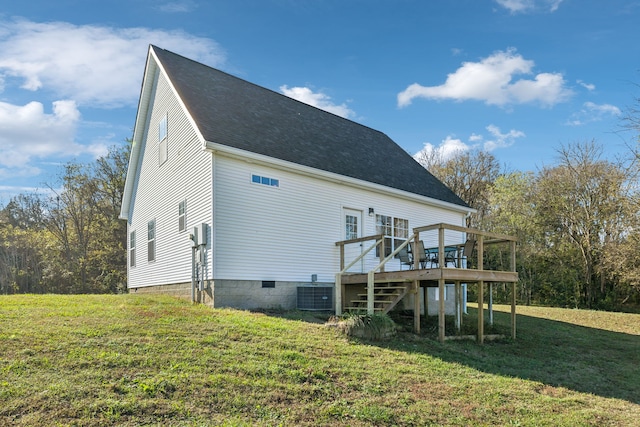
[262,280,276,288]
[251,174,279,188]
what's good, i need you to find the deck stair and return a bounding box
[345,283,410,314]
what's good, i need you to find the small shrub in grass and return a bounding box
[326,312,397,340]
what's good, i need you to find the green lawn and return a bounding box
[0,294,638,426]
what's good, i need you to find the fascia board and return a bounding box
[119,50,156,220]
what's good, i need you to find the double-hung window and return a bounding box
[376,214,408,258]
[129,231,136,267]
[147,220,156,262]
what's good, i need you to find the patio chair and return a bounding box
[461,237,476,268]
[398,246,413,270]
[444,246,458,267]
[411,240,429,268]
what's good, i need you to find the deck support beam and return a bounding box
[455,281,462,333]
[511,240,517,339]
[478,280,484,344]
[438,278,445,343]
[367,271,375,315]
[413,280,420,333]
[489,282,494,326]
[335,273,342,316]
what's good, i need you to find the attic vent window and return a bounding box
[251,174,279,188]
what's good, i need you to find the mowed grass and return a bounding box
[0,295,638,426]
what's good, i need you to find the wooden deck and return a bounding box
[335,223,518,344]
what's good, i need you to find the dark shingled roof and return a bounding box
[152,46,468,208]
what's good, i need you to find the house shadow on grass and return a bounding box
[262,307,639,404]
[380,308,640,405]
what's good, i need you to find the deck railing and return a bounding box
[335,224,519,343]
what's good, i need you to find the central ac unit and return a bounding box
[297,286,333,311]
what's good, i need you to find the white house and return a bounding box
[119,45,474,314]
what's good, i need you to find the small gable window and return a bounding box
[251,174,279,188]
[178,200,186,232]
[159,114,168,165]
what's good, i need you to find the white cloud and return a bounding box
[158,1,197,13]
[280,85,356,119]
[0,18,227,181]
[0,100,107,173]
[0,19,226,108]
[483,124,526,151]
[577,80,596,91]
[413,136,472,165]
[495,0,564,13]
[565,101,621,126]
[413,124,525,164]
[398,49,571,108]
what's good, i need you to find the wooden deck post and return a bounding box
[511,282,517,339]
[438,278,445,343]
[414,280,420,334]
[438,225,446,343]
[367,271,375,315]
[335,273,342,315]
[478,280,484,345]
[511,240,517,339]
[488,282,494,326]
[455,281,461,333]
[477,235,484,344]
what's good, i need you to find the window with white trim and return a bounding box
[376,214,408,258]
[345,214,358,240]
[147,220,156,262]
[159,114,168,165]
[129,231,136,267]
[178,200,186,232]
[251,174,279,187]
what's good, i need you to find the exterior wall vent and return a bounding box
[297,286,333,311]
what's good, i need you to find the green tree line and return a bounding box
[0,143,130,294]
[1,123,639,310]
[418,139,640,310]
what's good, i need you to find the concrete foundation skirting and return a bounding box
[130,280,333,311]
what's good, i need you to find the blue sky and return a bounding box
[1,0,638,203]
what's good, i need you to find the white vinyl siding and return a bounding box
[126,61,468,289]
[127,71,212,288]
[212,155,466,282]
